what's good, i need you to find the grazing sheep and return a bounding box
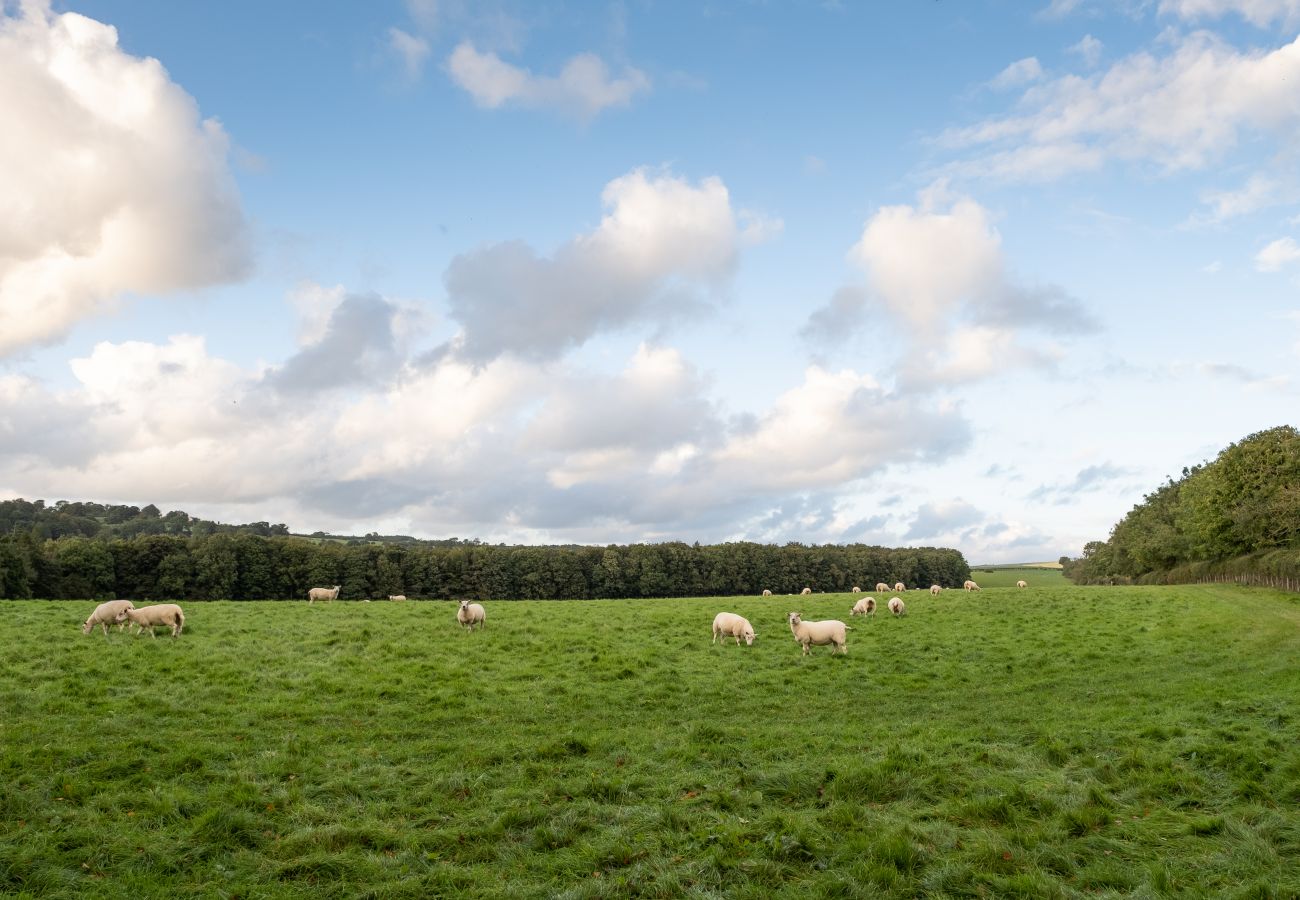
[1017,580,1028,589]
[308,585,341,604]
[930,584,941,596]
[712,612,756,646]
[388,594,407,601]
[963,580,981,592]
[850,596,876,617]
[457,600,486,631]
[81,600,135,637]
[124,604,185,639]
[888,597,906,616]
[893,581,905,592]
[787,612,850,655]
[762,589,772,596]
[875,582,889,593]
[800,587,812,595]
[851,586,861,593]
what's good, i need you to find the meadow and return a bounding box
[2,585,1298,898]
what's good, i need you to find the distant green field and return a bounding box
[4,586,1299,897]
[966,566,1069,589]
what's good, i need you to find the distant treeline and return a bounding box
[0,528,969,601]
[1062,425,1300,586]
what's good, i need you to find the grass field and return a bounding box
[4,585,1299,898]
[965,566,1069,589]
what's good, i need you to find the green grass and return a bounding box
[4,585,1299,897]
[967,566,1069,589]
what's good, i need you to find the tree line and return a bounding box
[0,528,969,602]
[1062,425,1300,585]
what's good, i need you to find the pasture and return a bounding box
[965,566,1069,589]
[3,585,1299,898]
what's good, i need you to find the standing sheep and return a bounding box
[851,586,861,593]
[787,612,850,656]
[761,589,772,596]
[388,594,407,601]
[963,580,981,592]
[930,584,941,596]
[712,612,756,646]
[874,582,889,593]
[850,596,876,617]
[888,597,906,616]
[81,600,135,637]
[893,581,905,592]
[308,585,341,603]
[124,604,185,638]
[800,587,812,595]
[457,600,486,631]
[1016,580,1028,589]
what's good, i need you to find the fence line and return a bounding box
[1192,572,1299,592]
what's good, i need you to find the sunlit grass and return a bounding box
[3,585,1298,897]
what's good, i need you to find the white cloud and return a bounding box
[404,0,439,33]
[0,0,251,357]
[388,27,430,78]
[989,57,1043,90]
[1038,0,1085,19]
[941,30,1300,181]
[1191,173,1290,224]
[444,167,741,362]
[1255,236,1300,270]
[1069,34,1104,67]
[446,41,649,119]
[1159,0,1300,26]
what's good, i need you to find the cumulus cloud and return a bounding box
[446,41,649,119]
[1069,34,1104,67]
[1159,0,1300,26]
[263,293,404,394]
[989,57,1043,90]
[1255,236,1300,271]
[0,0,251,357]
[940,30,1300,181]
[904,499,983,540]
[443,168,741,363]
[798,286,870,346]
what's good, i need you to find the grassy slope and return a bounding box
[966,567,1070,589]
[3,586,1299,898]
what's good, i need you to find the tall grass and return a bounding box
[3,585,1298,897]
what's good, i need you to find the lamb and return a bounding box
[1017,580,1027,589]
[81,600,135,637]
[888,597,906,616]
[388,594,407,601]
[893,581,905,592]
[457,600,486,631]
[712,612,756,646]
[762,589,772,596]
[308,585,341,603]
[123,603,185,638]
[963,580,981,592]
[875,582,889,593]
[787,611,850,655]
[851,586,861,593]
[850,596,876,617]
[930,584,941,596]
[800,587,812,595]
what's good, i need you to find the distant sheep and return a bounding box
[712,612,756,646]
[875,582,889,593]
[888,597,906,616]
[851,586,861,593]
[457,600,486,631]
[1017,580,1027,589]
[388,594,407,601]
[308,585,341,603]
[893,581,905,592]
[930,584,941,596]
[850,596,876,617]
[787,612,850,655]
[800,587,812,595]
[762,589,772,596]
[124,604,185,639]
[963,580,981,592]
[81,600,135,637]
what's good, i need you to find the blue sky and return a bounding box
[2,0,1299,561]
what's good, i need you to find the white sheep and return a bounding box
[787,611,850,655]
[762,589,772,596]
[1017,580,1027,589]
[800,587,812,595]
[81,600,135,637]
[308,585,341,603]
[851,586,861,593]
[963,580,981,592]
[875,582,889,593]
[388,594,407,601]
[457,600,485,631]
[893,581,905,592]
[124,603,185,638]
[712,612,756,646]
[888,597,906,616]
[850,596,876,617]
[930,584,941,596]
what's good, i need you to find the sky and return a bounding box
[2,0,1299,562]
